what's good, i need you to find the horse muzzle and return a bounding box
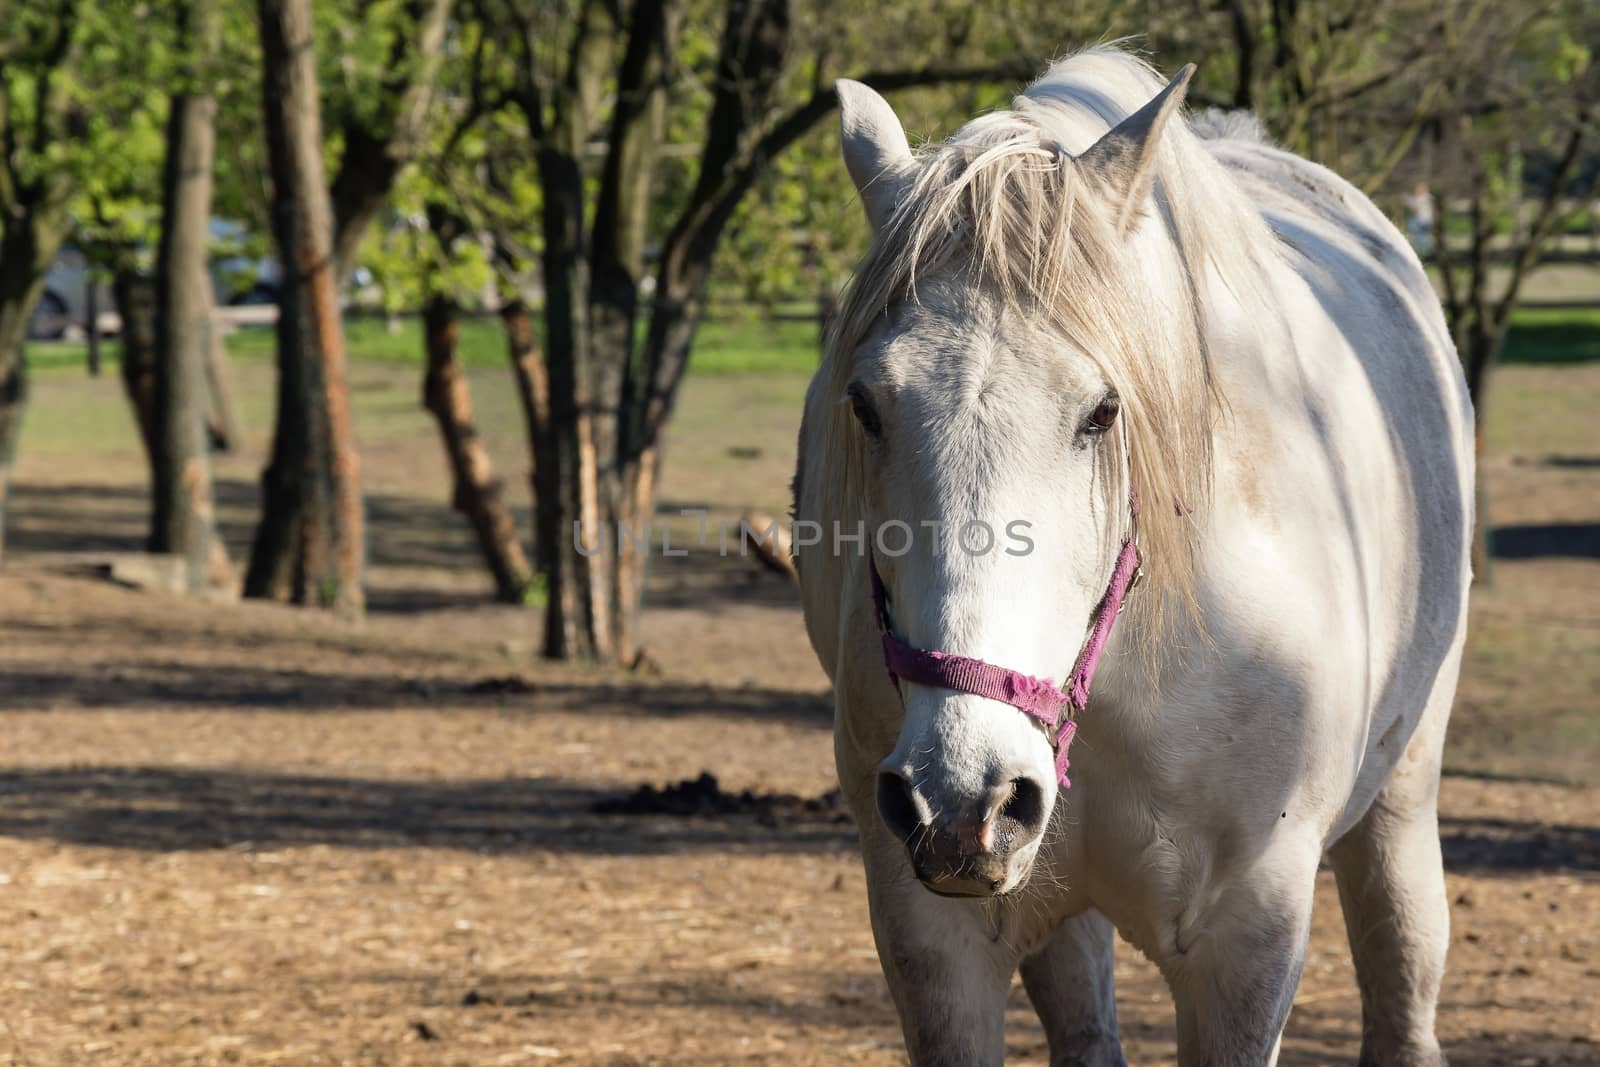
[875,766,1050,896]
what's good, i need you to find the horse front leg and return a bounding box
[862,837,1017,1067]
[1159,845,1321,1067]
[1021,909,1126,1066]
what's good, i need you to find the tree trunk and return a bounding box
[1463,326,1502,586]
[1471,418,1492,584]
[501,299,548,505]
[86,281,102,376]
[422,294,533,602]
[1462,296,1495,586]
[0,216,70,563]
[501,299,551,573]
[151,0,230,591]
[584,0,676,666]
[534,138,606,661]
[242,237,318,603]
[204,323,244,452]
[115,269,159,464]
[246,0,365,615]
[0,283,30,564]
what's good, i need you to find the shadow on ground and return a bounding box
[0,651,831,723]
[0,766,855,855]
[1440,815,1600,873]
[1493,522,1600,560]
[5,481,802,611]
[0,765,1594,875]
[5,480,492,573]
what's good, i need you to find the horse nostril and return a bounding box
[994,776,1048,848]
[876,769,922,845]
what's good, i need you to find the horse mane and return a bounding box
[811,45,1279,643]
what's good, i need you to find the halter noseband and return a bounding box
[867,498,1142,789]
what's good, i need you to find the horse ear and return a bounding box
[1074,64,1196,235]
[837,79,914,232]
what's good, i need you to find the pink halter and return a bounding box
[867,502,1142,789]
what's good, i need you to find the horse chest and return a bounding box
[1053,764,1314,958]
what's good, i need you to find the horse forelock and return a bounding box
[814,44,1280,646]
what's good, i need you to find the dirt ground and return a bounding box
[0,356,1597,1065]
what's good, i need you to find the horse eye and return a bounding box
[848,385,882,437]
[1085,395,1120,435]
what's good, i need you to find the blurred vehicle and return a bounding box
[15,226,277,340]
[28,245,113,340]
[15,220,384,339]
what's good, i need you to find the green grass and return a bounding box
[687,317,820,374]
[233,314,824,374]
[27,314,824,377]
[28,341,101,373]
[1441,210,1600,238]
[1501,305,1600,366]
[218,317,503,366]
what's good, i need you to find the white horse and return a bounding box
[794,46,1473,1066]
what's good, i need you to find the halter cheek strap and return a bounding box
[867,507,1142,789]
